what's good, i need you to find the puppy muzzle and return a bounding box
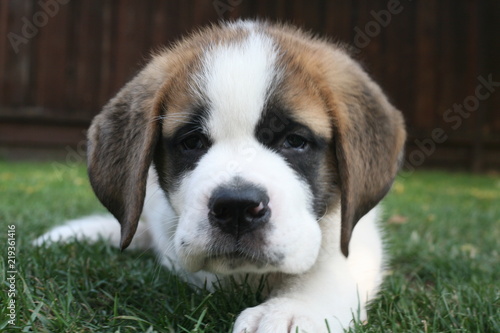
[208,182,271,238]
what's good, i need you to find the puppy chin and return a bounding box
[180,253,321,276]
[204,255,279,275]
[175,228,322,276]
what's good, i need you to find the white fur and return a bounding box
[169,140,321,275]
[36,181,383,332]
[200,31,278,141]
[233,207,384,333]
[167,33,321,276]
[33,214,124,247]
[35,23,386,333]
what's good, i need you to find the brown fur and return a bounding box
[266,23,406,255]
[86,21,406,255]
[87,24,247,249]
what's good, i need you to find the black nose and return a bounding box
[208,184,270,237]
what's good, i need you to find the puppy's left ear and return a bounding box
[329,61,406,257]
[87,64,163,250]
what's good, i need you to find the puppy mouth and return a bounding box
[201,244,282,273]
[204,254,270,273]
[207,250,265,264]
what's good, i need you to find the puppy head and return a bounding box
[87,21,405,275]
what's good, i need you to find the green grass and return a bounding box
[0,161,499,332]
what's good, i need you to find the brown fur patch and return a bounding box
[265,23,406,256]
[87,21,406,254]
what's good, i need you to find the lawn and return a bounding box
[0,161,499,332]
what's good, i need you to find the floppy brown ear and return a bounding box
[87,67,163,250]
[332,74,406,257]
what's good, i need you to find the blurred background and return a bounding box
[1,0,499,172]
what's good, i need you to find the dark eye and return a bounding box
[283,134,308,149]
[179,134,208,151]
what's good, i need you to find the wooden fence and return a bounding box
[1,0,499,170]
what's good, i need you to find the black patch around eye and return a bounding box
[255,107,291,146]
[154,105,210,192]
[180,135,203,150]
[255,106,326,151]
[254,105,330,218]
[174,126,211,154]
[283,134,308,149]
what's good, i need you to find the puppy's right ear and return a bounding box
[87,66,163,250]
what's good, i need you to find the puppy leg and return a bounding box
[233,258,360,333]
[233,208,384,333]
[32,215,152,250]
[33,168,165,251]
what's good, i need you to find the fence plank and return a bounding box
[33,0,71,113]
[67,0,106,116]
[0,0,498,169]
[3,0,35,106]
[414,0,439,131]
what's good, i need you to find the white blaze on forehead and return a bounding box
[200,31,278,141]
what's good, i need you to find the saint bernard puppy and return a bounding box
[36,20,406,332]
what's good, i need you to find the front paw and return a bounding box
[233,298,345,333]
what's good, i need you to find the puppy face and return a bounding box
[87,21,406,275]
[154,33,336,274]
